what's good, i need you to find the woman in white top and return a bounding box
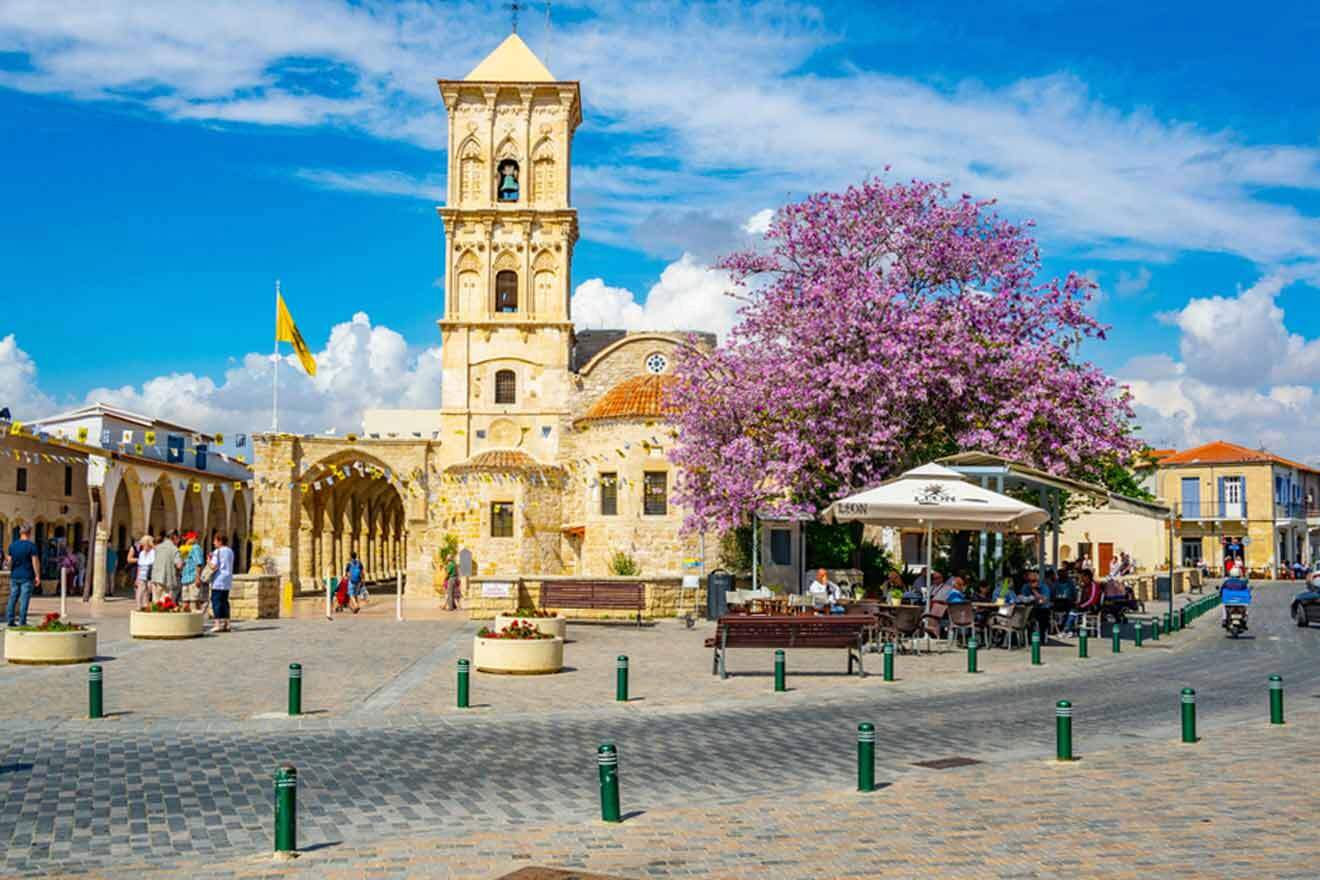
[129,535,155,610]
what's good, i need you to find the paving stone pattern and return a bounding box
[0,584,1315,877]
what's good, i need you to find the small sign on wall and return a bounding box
[481,581,513,598]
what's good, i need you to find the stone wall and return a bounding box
[464,574,705,621]
[229,573,280,620]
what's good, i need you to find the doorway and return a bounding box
[1097,543,1114,578]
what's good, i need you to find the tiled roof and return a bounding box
[1159,440,1314,472]
[579,374,677,423]
[448,449,556,471]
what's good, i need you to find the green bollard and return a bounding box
[1056,700,1073,761]
[1179,608,1187,630]
[1152,618,1161,640]
[274,764,297,855]
[1270,675,1284,725]
[1134,621,1143,648]
[882,641,895,682]
[857,722,876,792]
[457,658,470,709]
[966,636,978,674]
[1164,611,1173,634]
[597,743,621,823]
[1031,630,1042,666]
[616,655,629,702]
[1181,687,1198,743]
[287,663,302,716]
[774,649,786,693]
[1111,625,1121,654]
[88,665,103,720]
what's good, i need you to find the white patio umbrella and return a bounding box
[821,462,1050,603]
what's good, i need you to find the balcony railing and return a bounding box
[1276,501,1320,520]
[1176,500,1249,520]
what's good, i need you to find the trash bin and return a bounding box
[707,569,734,620]
[1155,576,1171,600]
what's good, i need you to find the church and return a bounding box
[250,34,713,607]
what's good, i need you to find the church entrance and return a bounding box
[297,453,407,591]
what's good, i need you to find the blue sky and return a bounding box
[3,1,1320,457]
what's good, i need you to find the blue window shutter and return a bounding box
[1217,477,1225,518]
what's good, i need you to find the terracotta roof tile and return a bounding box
[448,449,557,471]
[579,374,677,423]
[1159,440,1315,472]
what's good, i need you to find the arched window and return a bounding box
[496,270,518,313]
[494,369,516,405]
[497,159,520,202]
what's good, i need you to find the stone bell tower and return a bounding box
[436,34,582,464]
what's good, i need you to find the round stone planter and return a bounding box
[130,611,205,640]
[4,627,98,665]
[472,635,564,675]
[493,613,567,640]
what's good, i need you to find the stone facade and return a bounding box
[463,575,706,621]
[249,35,715,612]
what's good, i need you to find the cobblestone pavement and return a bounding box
[1,583,1314,877]
[98,703,1320,879]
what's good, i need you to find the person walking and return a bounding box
[344,551,365,614]
[128,535,155,610]
[208,533,234,633]
[5,526,41,627]
[150,530,180,605]
[76,542,90,601]
[178,531,206,612]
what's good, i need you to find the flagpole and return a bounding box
[272,279,280,434]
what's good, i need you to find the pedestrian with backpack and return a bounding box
[345,551,366,614]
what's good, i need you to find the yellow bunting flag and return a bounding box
[275,293,317,376]
[215,433,224,444]
[145,430,156,445]
[9,422,22,435]
[77,427,88,443]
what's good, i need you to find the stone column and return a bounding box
[91,523,109,601]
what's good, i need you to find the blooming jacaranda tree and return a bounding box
[668,177,1139,532]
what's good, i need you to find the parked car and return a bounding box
[1291,577,1320,627]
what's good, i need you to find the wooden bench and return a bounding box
[540,581,646,626]
[705,615,874,678]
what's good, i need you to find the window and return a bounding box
[63,465,73,496]
[16,467,28,493]
[1181,538,1203,567]
[491,502,514,538]
[645,353,668,374]
[769,528,792,566]
[643,471,668,516]
[496,270,518,313]
[600,472,618,516]
[494,369,516,405]
[497,159,520,202]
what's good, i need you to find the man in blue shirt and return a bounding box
[6,526,41,626]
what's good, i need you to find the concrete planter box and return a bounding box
[4,627,98,665]
[130,611,205,640]
[472,635,564,675]
[493,613,567,640]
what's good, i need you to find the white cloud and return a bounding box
[3,1,1319,270]
[571,254,738,338]
[295,168,444,201]
[7,313,442,437]
[1115,266,1152,297]
[0,334,55,418]
[742,209,774,236]
[1122,273,1320,459]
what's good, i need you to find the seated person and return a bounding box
[1051,570,1077,617]
[971,580,994,602]
[1064,573,1102,634]
[883,571,906,603]
[1028,573,1053,642]
[931,575,966,605]
[807,568,842,609]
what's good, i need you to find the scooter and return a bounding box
[1223,602,1248,638]
[1221,580,1251,639]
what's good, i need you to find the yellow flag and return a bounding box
[276,293,317,376]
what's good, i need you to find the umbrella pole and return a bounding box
[925,519,934,612]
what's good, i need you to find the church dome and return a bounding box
[449,449,548,471]
[580,374,677,423]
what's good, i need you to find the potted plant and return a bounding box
[130,595,205,640]
[472,620,564,674]
[494,605,567,639]
[608,551,640,576]
[4,613,98,664]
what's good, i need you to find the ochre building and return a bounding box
[251,35,712,606]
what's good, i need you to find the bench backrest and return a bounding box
[716,615,872,648]
[541,581,646,609]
